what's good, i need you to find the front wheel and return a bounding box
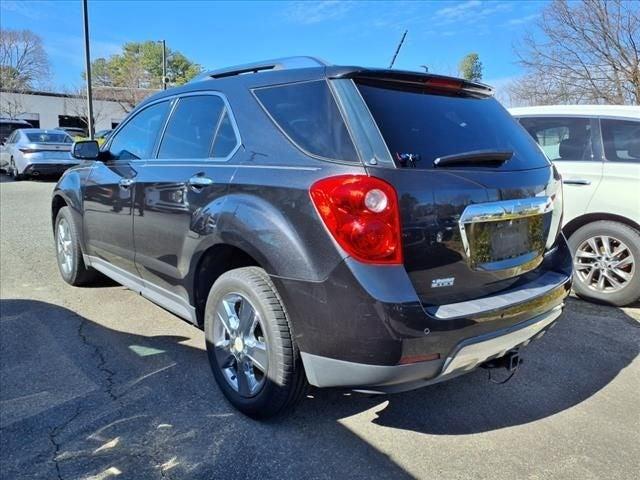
[204,267,307,419]
[568,221,640,306]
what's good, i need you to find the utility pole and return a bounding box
[82,0,94,138]
[161,40,167,90]
[389,30,408,69]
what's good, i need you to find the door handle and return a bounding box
[563,179,591,186]
[119,178,134,189]
[188,175,214,190]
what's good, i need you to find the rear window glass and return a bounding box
[356,81,547,170]
[601,119,640,163]
[254,80,358,162]
[26,132,72,143]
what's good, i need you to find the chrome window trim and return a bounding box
[104,91,242,163]
[102,97,173,156]
[329,78,395,167]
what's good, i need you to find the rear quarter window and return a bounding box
[253,80,358,162]
[601,119,640,163]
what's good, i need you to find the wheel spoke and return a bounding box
[611,268,631,281]
[602,270,621,289]
[236,363,253,396]
[246,342,268,372]
[587,237,599,253]
[238,300,255,336]
[574,261,592,270]
[215,301,234,334]
[585,267,596,284]
[600,236,612,256]
[596,272,605,290]
[611,256,632,269]
[575,250,598,259]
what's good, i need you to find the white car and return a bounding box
[0,128,78,180]
[510,105,640,306]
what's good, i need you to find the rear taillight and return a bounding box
[19,148,38,154]
[310,175,403,265]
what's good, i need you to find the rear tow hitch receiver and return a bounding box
[481,350,523,384]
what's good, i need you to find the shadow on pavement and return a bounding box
[0,297,637,479]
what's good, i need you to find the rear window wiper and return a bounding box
[433,150,513,167]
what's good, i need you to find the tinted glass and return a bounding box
[254,80,358,161]
[26,132,72,143]
[601,119,640,163]
[0,123,27,141]
[356,82,548,170]
[518,117,592,161]
[109,101,169,160]
[158,95,225,159]
[211,111,237,158]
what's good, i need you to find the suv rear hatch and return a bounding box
[345,73,562,306]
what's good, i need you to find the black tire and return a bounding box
[10,159,23,181]
[54,206,99,286]
[204,267,307,419]
[568,220,640,307]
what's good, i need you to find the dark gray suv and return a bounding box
[52,57,572,418]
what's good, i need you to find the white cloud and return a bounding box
[284,0,354,25]
[433,0,514,27]
[435,0,482,20]
[0,0,44,20]
[504,13,539,27]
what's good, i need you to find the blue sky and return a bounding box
[1,0,546,92]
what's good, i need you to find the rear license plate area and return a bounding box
[467,216,545,270]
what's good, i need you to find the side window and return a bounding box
[601,119,640,163]
[253,80,358,162]
[518,117,592,161]
[109,101,170,160]
[211,111,237,158]
[158,95,231,159]
[6,131,18,144]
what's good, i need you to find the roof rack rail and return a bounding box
[190,56,331,82]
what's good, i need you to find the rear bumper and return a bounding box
[23,162,78,175]
[302,305,563,392]
[272,235,572,387]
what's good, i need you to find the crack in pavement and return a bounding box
[46,312,123,480]
[48,403,82,480]
[76,314,119,402]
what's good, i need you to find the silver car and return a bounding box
[0,129,79,180]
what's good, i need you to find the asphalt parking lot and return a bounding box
[0,176,638,480]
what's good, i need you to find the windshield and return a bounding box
[26,132,73,143]
[356,81,549,170]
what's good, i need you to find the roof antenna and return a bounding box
[389,30,408,69]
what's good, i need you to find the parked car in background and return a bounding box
[0,129,78,180]
[56,126,88,140]
[0,118,33,144]
[94,129,113,146]
[53,58,572,418]
[511,105,640,306]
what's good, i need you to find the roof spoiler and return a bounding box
[328,68,495,97]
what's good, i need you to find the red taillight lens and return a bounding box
[310,175,403,265]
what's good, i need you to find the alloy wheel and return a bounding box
[212,293,268,397]
[56,218,73,276]
[574,235,635,293]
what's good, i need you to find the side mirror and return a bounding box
[72,140,100,160]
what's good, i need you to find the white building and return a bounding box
[0,87,156,132]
